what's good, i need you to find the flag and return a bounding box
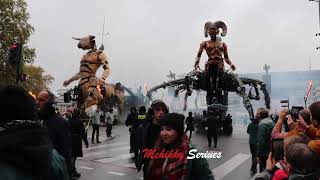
[305,80,313,100]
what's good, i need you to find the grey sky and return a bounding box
[27,0,320,92]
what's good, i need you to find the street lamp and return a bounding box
[309,0,320,29]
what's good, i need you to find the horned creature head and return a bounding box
[72,35,96,50]
[204,21,227,38]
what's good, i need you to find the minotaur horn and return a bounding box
[204,21,214,37]
[72,37,81,40]
[213,21,227,37]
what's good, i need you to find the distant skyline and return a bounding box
[27,0,320,91]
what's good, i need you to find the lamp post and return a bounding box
[309,0,320,29]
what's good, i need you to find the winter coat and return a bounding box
[43,113,72,161]
[68,116,88,157]
[256,117,275,157]
[186,144,215,180]
[247,120,259,144]
[135,120,161,172]
[0,120,70,180]
[125,112,137,127]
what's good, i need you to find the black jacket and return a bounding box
[0,120,70,180]
[135,120,161,171]
[42,113,72,160]
[207,115,219,129]
[125,112,138,127]
[68,116,88,157]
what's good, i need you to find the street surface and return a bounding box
[77,120,253,180]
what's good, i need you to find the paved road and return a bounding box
[77,123,254,180]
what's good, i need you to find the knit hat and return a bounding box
[160,113,185,135]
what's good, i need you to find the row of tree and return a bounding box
[0,0,54,94]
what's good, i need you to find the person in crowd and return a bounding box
[138,106,148,123]
[145,113,214,180]
[271,109,307,139]
[106,108,114,138]
[126,107,138,153]
[254,133,312,180]
[255,143,320,180]
[290,101,320,156]
[185,112,195,140]
[299,109,311,125]
[247,118,259,174]
[0,85,69,180]
[284,143,320,179]
[37,89,73,178]
[91,107,101,143]
[298,101,320,140]
[135,100,168,178]
[65,107,89,179]
[255,107,274,172]
[206,106,219,148]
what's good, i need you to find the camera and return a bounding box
[290,106,304,120]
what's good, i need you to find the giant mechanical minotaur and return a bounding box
[63,35,110,115]
[194,21,236,105]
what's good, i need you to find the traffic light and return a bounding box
[8,42,22,64]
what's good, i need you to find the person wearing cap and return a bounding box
[66,107,89,179]
[135,100,168,177]
[145,113,214,180]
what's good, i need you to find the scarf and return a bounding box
[146,134,190,180]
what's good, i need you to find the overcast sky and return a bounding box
[27,0,320,92]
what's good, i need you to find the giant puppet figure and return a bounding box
[194,21,236,105]
[63,35,124,116]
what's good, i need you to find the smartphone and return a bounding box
[271,138,284,161]
[290,106,304,121]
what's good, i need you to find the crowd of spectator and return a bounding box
[248,103,320,180]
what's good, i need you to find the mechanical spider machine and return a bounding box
[146,69,270,134]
